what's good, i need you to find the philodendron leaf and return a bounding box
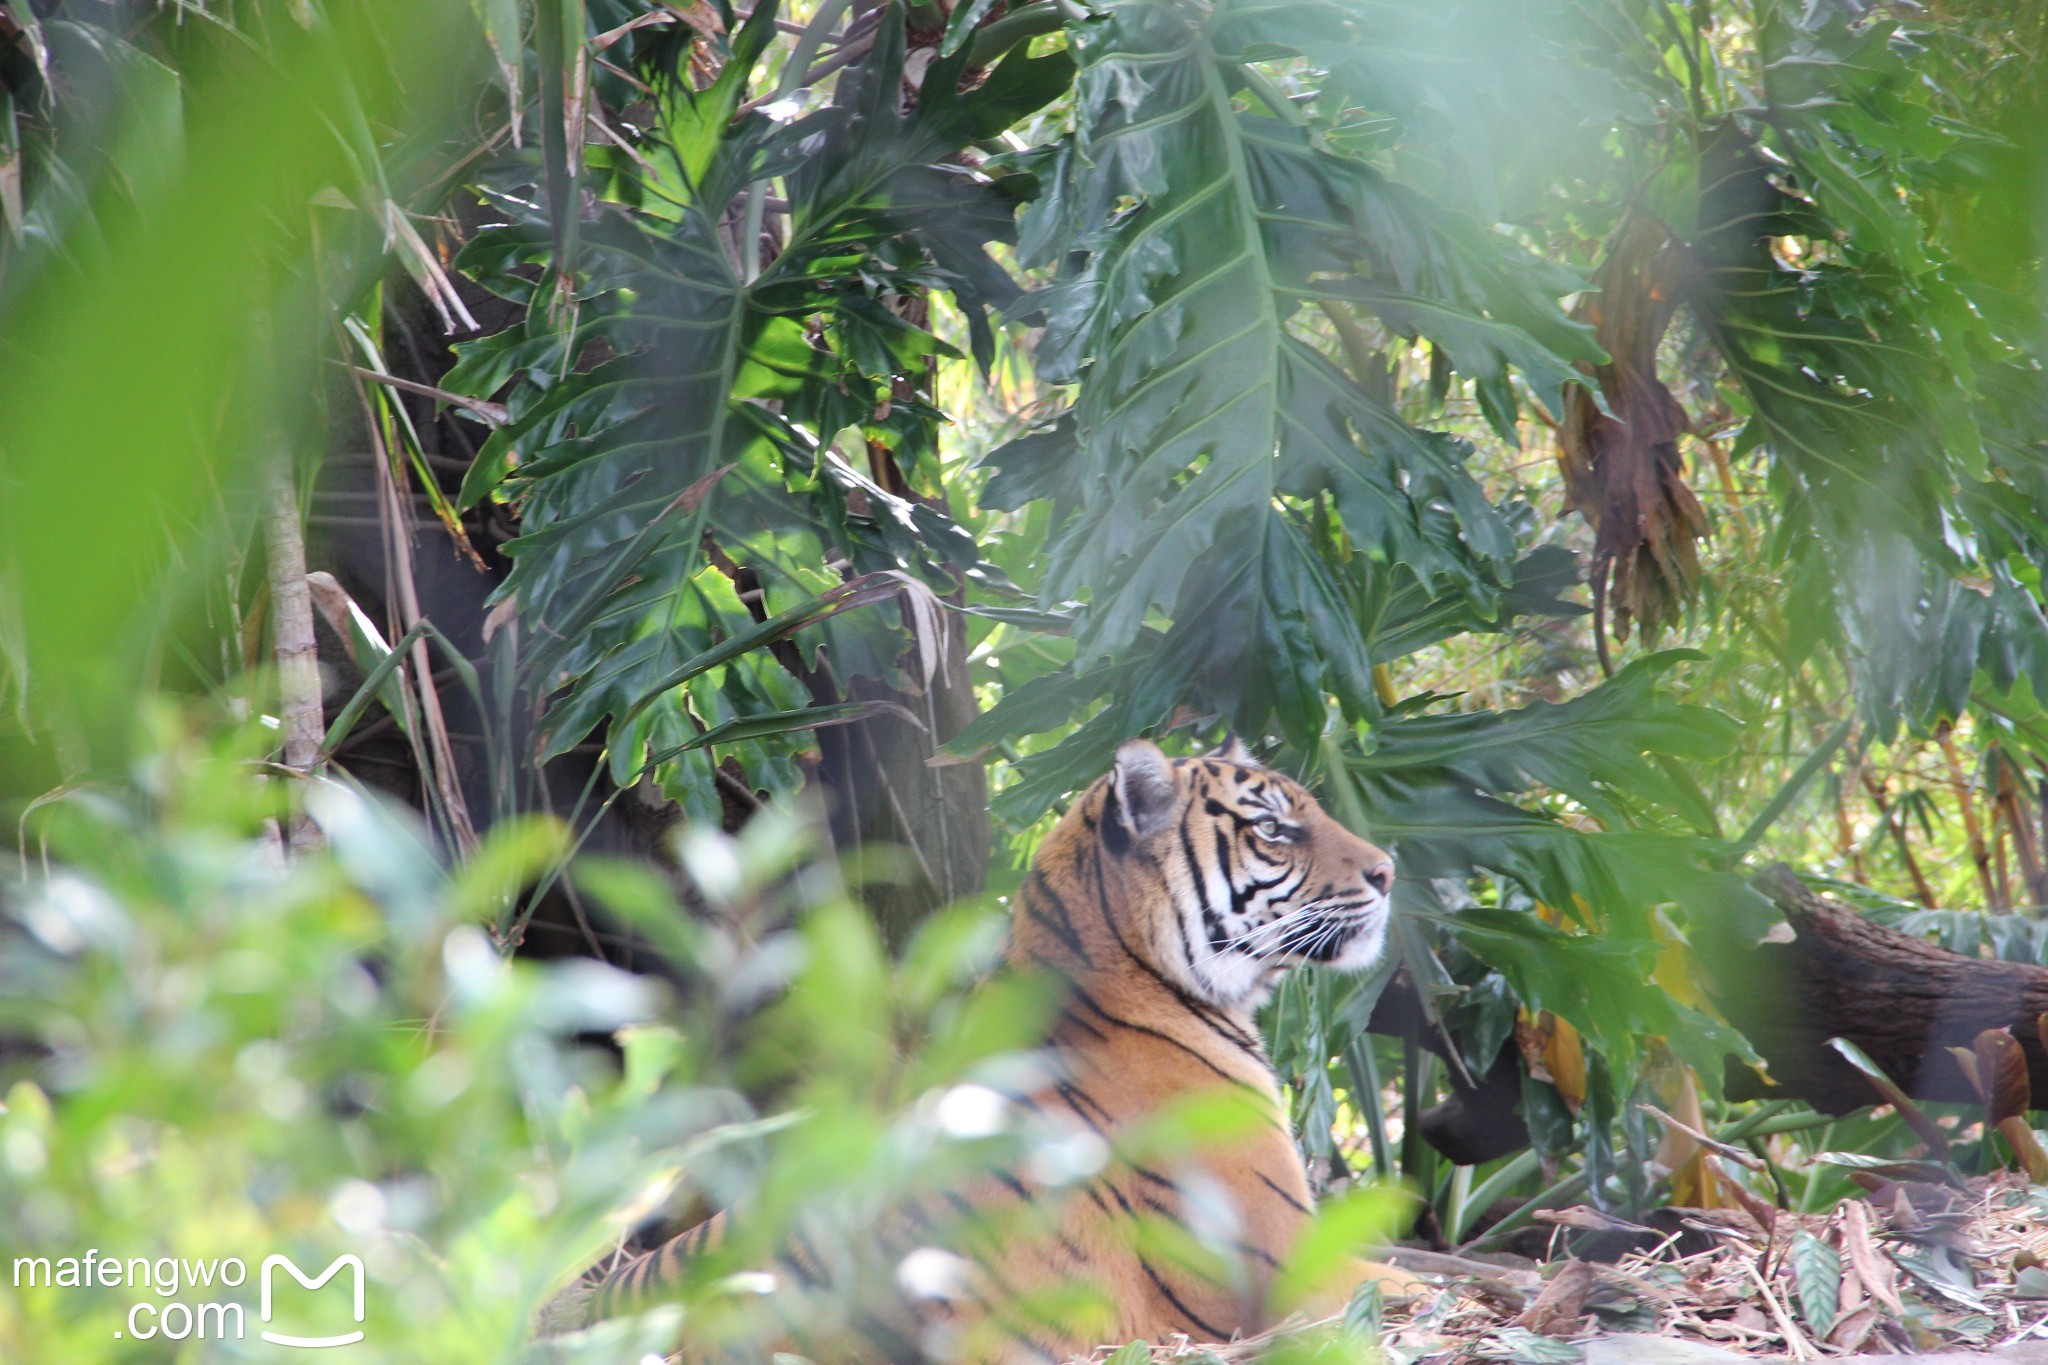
[450,5,1072,770]
[1002,0,1598,734]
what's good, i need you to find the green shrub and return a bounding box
[0,708,1036,1361]
[2,708,1390,1361]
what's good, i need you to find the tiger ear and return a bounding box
[1212,732,1258,766]
[1109,739,1181,845]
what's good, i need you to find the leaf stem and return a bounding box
[1235,64,1308,128]
[962,2,1065,67]
[265,454,326,856]
[1729,715,1854,862]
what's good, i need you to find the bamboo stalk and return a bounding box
[344,347,481,858]
[1701,434,1757,553]
[375,426,480,857]
[1996,806,2015,912]
[1995,748,2048,906]
[1832,758,1865,882]
[1861,770,1936,908]
[264,456,325,855]
[1939,726,2002,910]
[2039,774,2048,904]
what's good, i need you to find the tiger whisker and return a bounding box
[1206,897,1371,961]
[1194,902,1368,971]
[1188,910,1310,969]
[1269,906,1372,961]
[1299,914,1359,962]
[1247,914,1353,966]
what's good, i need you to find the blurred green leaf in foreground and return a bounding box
[0,705,1092,1361]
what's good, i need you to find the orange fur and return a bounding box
[586,740,1400,1361]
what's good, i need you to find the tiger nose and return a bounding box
[1365,860,1394,897]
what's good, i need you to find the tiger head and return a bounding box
[1042,737,1395,1012]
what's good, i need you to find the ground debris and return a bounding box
[1067,1173,2048,1362]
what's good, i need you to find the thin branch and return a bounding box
[346,359,481,857]
[1996,747,2048,906]
[735,5,881,114]
[1938,725,2001,910]
[1638,1102,1766,1170]
[336,363,509,426]
[1730,716,1854,861]
[1861,770,1937,908]
[1590,553,1616,678]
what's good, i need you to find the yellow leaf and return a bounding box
[1645,1047,1739,1210]
[1650,908,1717,1015]
[1516,1009,1588,1113]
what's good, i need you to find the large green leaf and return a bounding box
[1647,5,2048,736]
[1408,892,1732,1078]
[985,0,1600,761]
[447,10,1072,777]
[964,545,1592,825]
[1353,653,1739,833]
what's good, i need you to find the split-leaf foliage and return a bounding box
[1,0,2047,1329]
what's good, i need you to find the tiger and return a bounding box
[573,736,1402,1361]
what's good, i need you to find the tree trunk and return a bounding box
[1718,864,2048,1111]
[265,457,325,855]
[815,607,988,949]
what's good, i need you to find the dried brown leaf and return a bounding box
[1514,1259,1594,1337]
[1556,212,1706,643]
[481,593,519,645]
[1953,1045,1987,1102]
[1839,1200,1904,1315]
[1826,1301,1882,1352]
[1976,1027,2032,1126]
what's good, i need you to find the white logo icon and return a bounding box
[259,1254,365,1348]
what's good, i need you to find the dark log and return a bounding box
[1419,1044,1530,1167]
[1367,972,1532,1164]
[1718,864,2048,1112]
